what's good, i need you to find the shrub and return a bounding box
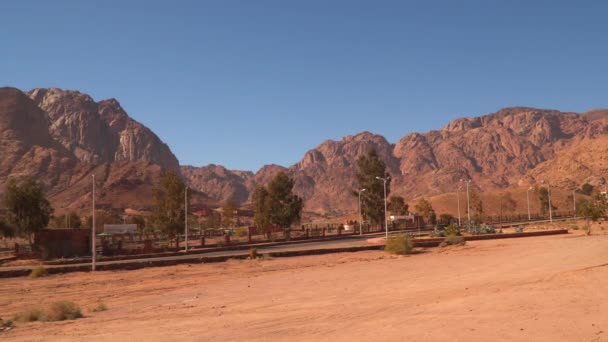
[13,308,44,322]
[13,301,83,322]
[384,234,414,255]
[248,247,258,259]
[431,226,444,237]
[235,228,248,238]
[89,302,108,313]
[439,235,466,247]
[29,266,46,278]
[0,318,14,330]
[45,301,83,321]
[514,225,524,233]
[444,224,461,237]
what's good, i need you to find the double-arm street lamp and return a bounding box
[541,180,553,223]
[375,176,389,239]
[456,185,462,226]
[526,186,533,220]
[460,179,471,227]
[358,188,366,235]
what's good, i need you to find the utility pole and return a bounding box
[461,179,471,227]
[91,174,96,272]
[572,189,576,218]
[548,185,553,223]
[376,176,389,239]
[358,188,366,235]
[457,186,461,226]
[526,187,532,221]
[185,187,188,252]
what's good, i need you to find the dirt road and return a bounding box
[1,228,607,341]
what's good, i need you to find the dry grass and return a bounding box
[29,265,46,278]
[89,302,108,313]
[13,301,82,322]
[384,234,414,255]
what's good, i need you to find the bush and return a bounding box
[514,225,524,233]
[439,235,466,247]
[0,318,14,330]
[45,301,83,321]
[235,228,248,238]
[248,247,258,259]
[384,234,414,255]
[29,266,46,278]
[13,308,44,322]
[13,301,83,322]
[89,302,108,313]
[444,224,461,237]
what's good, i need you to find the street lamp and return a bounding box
[358,188,366,235]
[456,185,462,226]
[375,176,389,239]
[460,179,471,227]
[91,174,96,272]
[184,187,189,252]
[526,187,533,221]
[572,188,576,218]
[541,180,553,223]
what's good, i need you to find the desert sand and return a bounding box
[1,226,607,341]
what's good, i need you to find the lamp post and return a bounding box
[184,187,188,252]
[460,179,471,227]
[526,187,532,221]
[457,186,462,226]
[375,176,389,239]
[91,174,96,272]
[542,180,553,223]
[572,189,576,218]
[358,188,366,235]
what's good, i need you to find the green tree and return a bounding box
[414,198,435,225]
[356,149,391,226]
[388,196,408,216]
[153,171,188,246]
[576,197,606,228]
[4,177,54,248]
[499,192,517,219]
[203,211,222,229]
[253,186,271,234]
[439,213,454,224]
[221,198,238,228]
[52,212,82,229]
[0,219,15,238]
[253,172,303,235]
[537,187,556,215]
[581,183,594,196]
[468,189,483,222]
[127,216,146,232]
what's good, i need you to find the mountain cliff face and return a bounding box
[184,107,608,214]
[3,85,607,216]
[0,87,180,213]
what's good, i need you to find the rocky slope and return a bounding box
[184,107,608,215]
[0,87,180,214]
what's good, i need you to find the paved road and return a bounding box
[1,216,575,274]
[0,235,381,272]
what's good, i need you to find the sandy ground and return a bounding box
[1,226,607,341]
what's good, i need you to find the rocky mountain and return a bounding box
[184,107,608,215]
[0,87,180,214]
[3,85,607,217]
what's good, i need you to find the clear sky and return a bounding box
[2,1,607,171]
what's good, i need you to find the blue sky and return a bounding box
[2,1,607,171]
